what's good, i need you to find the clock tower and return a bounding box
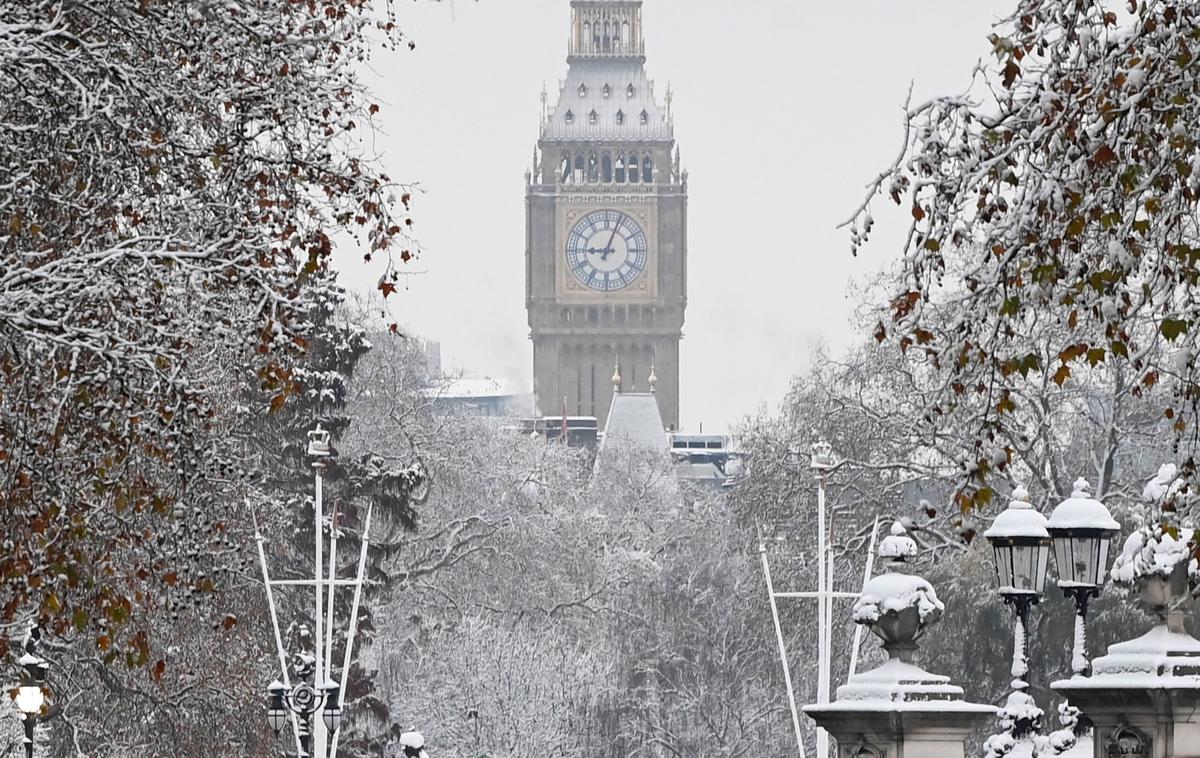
[526,0,687,431]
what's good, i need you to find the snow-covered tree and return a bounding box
[848,0,1200,510]
[1,0,423,753]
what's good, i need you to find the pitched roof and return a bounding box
[542,60,671,143]
[600,391,669,453]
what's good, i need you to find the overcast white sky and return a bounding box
[332,0,1013,433]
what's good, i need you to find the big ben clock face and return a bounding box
[565,210,648,292]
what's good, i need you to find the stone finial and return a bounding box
[648,360,658,393]
[878,520,918,567]
[611,359,621,391]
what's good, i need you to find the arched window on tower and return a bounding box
[642,156,653,183]
[574,153,585,183]
[560,152,571,183]
[615,154,626,183]
[582,22,591,52]
[627,83,635,98]
[603,21,611,52]
[640,109,649,125]
[615,109,625,125]
[588,109,598,125]
[601,153,612,183]
[587,153,598,183]
[628,152,639,183]
[602,83,611,99]
[622,21,630,49]
[578,83,587,98]
[565,109,574,125]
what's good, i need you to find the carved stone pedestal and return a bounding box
[1053,625,1200,758]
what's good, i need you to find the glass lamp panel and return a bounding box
[1013,544,1035,592]
[993,545,1013,590]
[1077,537,1099,587]
[267,706,288,735]
[1034,542,1050,594]
[1097,537,1112,586]
[1053,538,1074,585]
[323,706,341,734]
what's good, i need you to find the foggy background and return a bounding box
[331,0,1012,432]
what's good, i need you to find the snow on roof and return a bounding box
[1046,479,1119,532]
[599,392,669,453]
[542,59,672,143]
[853,572,943,625]
[984,487,1050,540]
[429,376,517,399]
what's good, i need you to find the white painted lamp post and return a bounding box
[1045,478,1120,675]
[257,425,397,758]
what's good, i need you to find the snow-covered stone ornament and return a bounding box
[1053,468,1200,758]
[805,519,993,758]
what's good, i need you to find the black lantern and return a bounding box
[984,486,1050,689]
[1047,478,1121,675]
[266,680,288,736]
[985,487,1051,600]
[1047,478,1119,591]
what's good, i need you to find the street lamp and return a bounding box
[984,486,1051,689]
[13,628,49,758]
[1046,478,1120,675]
[264,673,341,756]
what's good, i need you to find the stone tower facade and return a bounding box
[526,0,687,431]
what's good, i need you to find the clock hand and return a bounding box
[604,224,619,255]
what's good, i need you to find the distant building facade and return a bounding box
[526,0,687,431]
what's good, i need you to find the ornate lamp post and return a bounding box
[13,627,49,758]
[265,650,341,758]
[983,486,1051,690]
[1045,478,1120,675]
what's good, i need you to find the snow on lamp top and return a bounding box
[1046,478,1119,533]
[400,731,429,758]
[983,487,1050,540]
[878,520,918,562]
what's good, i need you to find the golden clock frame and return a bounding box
[555,200,659,302]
